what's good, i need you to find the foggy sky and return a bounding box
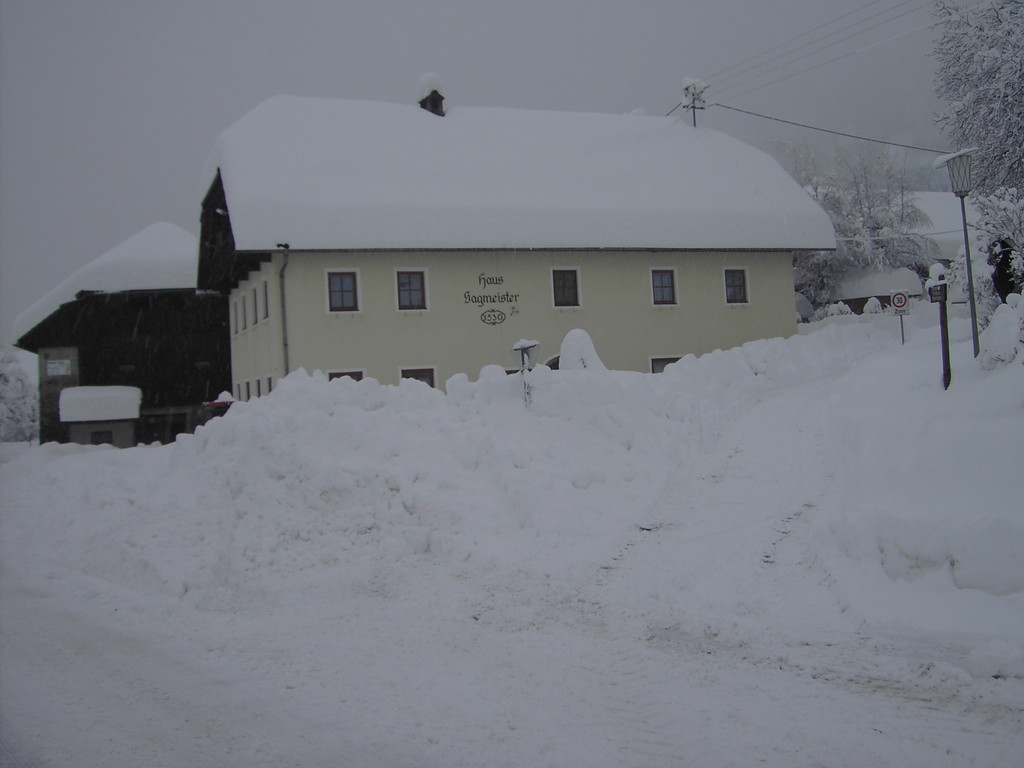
[0,0,951,344]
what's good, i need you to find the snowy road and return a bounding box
[2,317,1023,766]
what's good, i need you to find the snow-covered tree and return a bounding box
[790,146,937,307]
[933,0,1024,194]
[0,350,38,443]
[974,187,1024,301]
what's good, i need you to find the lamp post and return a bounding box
[933,147,980,357]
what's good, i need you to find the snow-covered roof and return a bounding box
[839,267,924,299]
[207,96,837,253]
[14,223,197,342]
[59,386,142,422]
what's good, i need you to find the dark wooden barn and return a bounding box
[14,224,230,445]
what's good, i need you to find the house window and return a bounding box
[552,269,579,307]
[232,301,238,335]
[245,381,251,401]
[262,280,269,319]
[397,271,426,310]
[252,286,259,324]
[266,376,273,393]
[724,269,748,304]
[328,272,359,312]
[651,357,681,373]
[329,371,364,382]
[652,270,676,305]
[256,378,262,397]
[401,368,435,387]
[241,295,248,329]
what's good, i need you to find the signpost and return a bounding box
[891,290,909,345]
[926,269,951,390]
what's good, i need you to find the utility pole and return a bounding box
[682,79,707,127]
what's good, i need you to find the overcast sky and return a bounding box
[0,0,953,345]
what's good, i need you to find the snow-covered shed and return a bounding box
[15,224,230,444]
[199,93,835,391]
[59,386,142,448]
[837,267,925,314]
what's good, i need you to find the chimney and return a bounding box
[417,72,445,116]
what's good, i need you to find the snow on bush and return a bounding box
[813,301,855,321]
[978,293,1023,369]
[863,296,883,314]
[0,349,38,442]
[558,328,607,370]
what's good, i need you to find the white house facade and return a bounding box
[198,93,835,395]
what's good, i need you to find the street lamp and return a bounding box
[933,147,980,357]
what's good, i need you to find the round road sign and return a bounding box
[891,291,909,312]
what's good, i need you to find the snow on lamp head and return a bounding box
[933,147,978,198]
[932,146,981,356]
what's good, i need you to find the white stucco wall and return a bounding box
[228,249,797,393]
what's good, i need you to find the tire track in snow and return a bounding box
[583,373,1024,766]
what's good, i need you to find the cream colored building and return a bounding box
[198,92,835,395]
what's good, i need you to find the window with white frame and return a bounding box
[652,269,676,305]
[724,268,749,304]
[397,271,426,310]
[328,271,359,312]
[329,371,364,382]
[552,268,579,307]
[401,368,435,387]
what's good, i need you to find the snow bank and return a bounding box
[2,311,1021,642]
[978,293,1023,369]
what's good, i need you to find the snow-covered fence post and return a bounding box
[927,265,952,390]
[512,340,538,407]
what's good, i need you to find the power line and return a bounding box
[702,0,889,82]
[702,0,990,105]
[712,103,946,153]
[708,0,925,96]
[710,2,932,103]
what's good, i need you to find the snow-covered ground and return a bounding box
[2,301,1022,767]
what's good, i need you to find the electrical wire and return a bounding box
[702,0,889,82]
[710,1,932,103]
[707,0,925,95]
[712,103,947,153]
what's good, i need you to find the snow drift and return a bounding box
[2,305,1023,767]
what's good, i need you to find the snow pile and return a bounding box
[978,293,1023,369]
[3,313,1021,605]
[2,313,1023,765]
[59,386,142,422]
[2,322,892,599]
